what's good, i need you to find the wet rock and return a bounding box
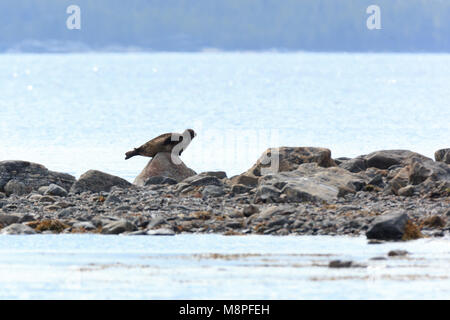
[101,220,136,234]
[133,152,196,186]
[435,148,450,164]
[71,170,131,194]
[0,160,75,194]
[366,211,421,241]
[328,260,365,268]
[44,184,68,197]
[1,223,36,235]
[388,250,409,257]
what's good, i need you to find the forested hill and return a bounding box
[0,0,449,52]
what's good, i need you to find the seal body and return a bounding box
[125,129,196,160]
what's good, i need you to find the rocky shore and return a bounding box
[1,147,449,240]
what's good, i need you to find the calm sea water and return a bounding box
[0,235,449,300]
[0,52,449,181]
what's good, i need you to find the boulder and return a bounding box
[245,147,336,177]
[338,157,367,173]
[0,160,75,194]
[365,150,431,170]
[4,180,28,196]
[0,214,20,226]
[435,148,450,164]
[255,163,367,203]
[71,170,131,194]
[388,157,450,195]
[366,211,422,241]
[44,184,68,197]
[101,220,136,234]
[133,152,196,186]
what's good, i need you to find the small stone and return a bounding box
[388,250,409,257]
[243,205,259,217]
[328,260,353,268]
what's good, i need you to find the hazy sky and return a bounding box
[0,0,449,52]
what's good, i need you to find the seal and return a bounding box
[125,129,196,160]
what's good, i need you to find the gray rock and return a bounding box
[231,184,252,194]
[0,223,36,235]
[398,185,415,197]
[254,185,281,203]
[4,180,28,196]
[71,170,131,194]
[146,228,175,236]
[72,221,97,230]
[44,184,68,197]
[101,220,136,234]
[202,185,225,198]
[133,152,196,186]
[339,157,367,173]
[365,150,431,169]
[0,214,20,226]
[256,163,367,203]
[0,192,5,199]
[0,160,75,194]
[245,146,336,177]
[328,260,365,268]
[105,194,122,204]
[328,260,353,268]
[183,175,223,187]
[144,176,178,185]
[199,171,227,179]
[435,148,450,164]
[366,211,410,240]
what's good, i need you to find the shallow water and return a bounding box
[1,52,449,181]
[0,234,449,299]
